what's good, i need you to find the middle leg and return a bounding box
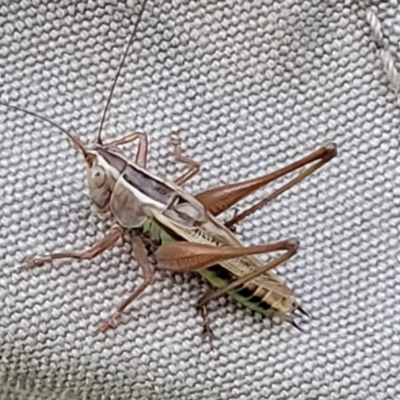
[170,136,200,186]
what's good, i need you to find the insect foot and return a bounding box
[286,238,300,251]
[198,304,215,349]
[93,315,119,336]
[23,256,51,269]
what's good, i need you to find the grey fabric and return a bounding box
[1,1,399,399]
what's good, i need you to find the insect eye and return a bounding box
[91,166,106,188]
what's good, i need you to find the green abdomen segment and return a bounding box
[141,217,275,318]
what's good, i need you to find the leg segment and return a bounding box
[199,304,215,349]
[104,131,148,168]
[195,143,337,227]
[155,238,298,334]
[98,234,154,333]
[24,226,125,269]
[155,240,296,273]
[171,137,200,186]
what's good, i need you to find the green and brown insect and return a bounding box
[0,0,337,337]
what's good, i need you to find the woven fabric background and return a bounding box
[1,0,399,399]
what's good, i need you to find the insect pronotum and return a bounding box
[1,0,337,337]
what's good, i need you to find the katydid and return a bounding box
[0,0,337,336]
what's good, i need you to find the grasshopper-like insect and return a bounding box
[1,0,337,336]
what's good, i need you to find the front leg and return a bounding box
[171,136,200,186]
[104,131,148,168]
[24,225,125,269]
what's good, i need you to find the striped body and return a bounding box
[199,267,276,318]
[140,216,296,319]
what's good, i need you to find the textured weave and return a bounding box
[1,1,399,399]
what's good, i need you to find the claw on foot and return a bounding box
[201,322,215,350]
[93,321,113,337]
[94,313,120,336]
[197,304,215,349]
[23,257,48,269]
[99,321,112,334]
[170,136,181,146]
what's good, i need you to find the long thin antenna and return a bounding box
[97,0,149,145]
[0,101,88,157]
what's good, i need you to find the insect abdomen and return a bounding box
[141,217,287,318]
[198,266,276,317]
